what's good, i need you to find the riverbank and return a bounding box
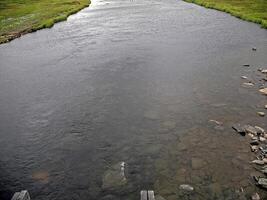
[0,0,90,44]
[184,0,267,28]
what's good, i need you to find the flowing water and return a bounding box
[0,0,267,199]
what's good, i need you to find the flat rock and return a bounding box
[102,161,127,190]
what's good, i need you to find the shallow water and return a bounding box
[0,0,267,199]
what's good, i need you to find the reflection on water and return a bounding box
[0,0,267,199]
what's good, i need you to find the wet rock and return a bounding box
[259,137,266,142]
[251,193,260,200]
[255,126,265,135]
[250,140,259,146]
[102,161,127,190]
[251,145,258,152]
[252,160,265,165]
[259,88,267,95]
[191,158,206,169]
[244,125,258,135]
[179,184,194,191]
[232,124,246,136]
[242,82,254,87]
[257,112,265,117]
[257,177,267,189]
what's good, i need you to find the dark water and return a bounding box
[0,0,267,199]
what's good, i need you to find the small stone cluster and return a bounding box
[232,124,267,199]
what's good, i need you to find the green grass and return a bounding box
[184,0,267,28]
[0,0,90,44]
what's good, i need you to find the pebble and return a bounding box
[259,137,266,142]
[242,82,254,87]
[257,177,267,189]
[244,125,258,135]
[241,76,248,79]
[179,184,194,191]
[257,112,265,117]
[251,145,258,152]
[255,126,265,135]
[259,88,267,95]
[251,193,260,200]
[252,160,265,165]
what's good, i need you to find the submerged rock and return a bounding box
[191,158,206,169]
[179,184,194,191]
[232,124,246,136]
[155,195,166,200]
[102,161,127,190]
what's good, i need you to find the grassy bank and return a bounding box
[0,0,90,44]
[184,0,267,28]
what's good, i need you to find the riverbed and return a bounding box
[0,0,267,199]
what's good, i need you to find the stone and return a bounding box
[191,158,206,169]
[255,126,265,135]
[252,47,257,51]
[259,88,267,95]
[248,133,254,138]
[257,178,267,189]
[241,76,248,79]
[232,124,246,136]
[252,160,265,165]
[242,82,254,87]
[11,190,30,200]
[257,112,265,117]
[250,140,259,145]
[244,125,258,135]
[265,105,267,109]
[102,162,127,190]
[251,193,260,200]
[261,69,267,74]
[179,184,194,191]
[251,145,258,152]
[259,137,266,142]
[243,64,250,67]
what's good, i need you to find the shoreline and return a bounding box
[184,0,267,29]
[0,0,90,44]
